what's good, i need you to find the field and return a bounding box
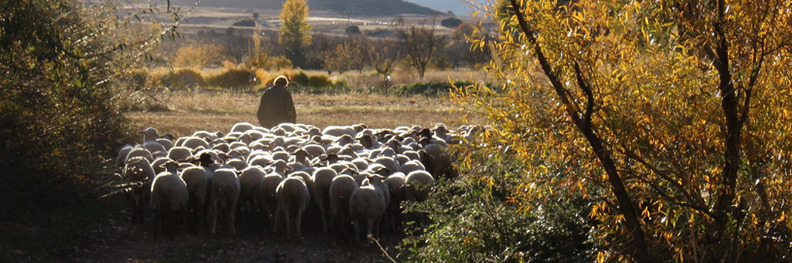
[69,91,478,262]
[126,90,479,137]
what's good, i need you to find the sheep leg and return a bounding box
[229,199,237,234]
[153,208,161,239]
[166,208,176,240]
[284,205,293,240]
[210,201,218,234]
[296,207,304,240]
[367,217,376,243]
[319,205,328,234]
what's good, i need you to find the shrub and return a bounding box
[158,68,205,91]
[395,81,474,96]
[307,73,332,88]
[204,66,255,91]
[291,71,310,86]
[401,143,595,262]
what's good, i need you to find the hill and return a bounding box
[167,0,444,16]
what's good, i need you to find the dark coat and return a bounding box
[256,85,296,127]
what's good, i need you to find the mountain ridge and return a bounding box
[166,0,446,16]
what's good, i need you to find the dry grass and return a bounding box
[125,91,481,137]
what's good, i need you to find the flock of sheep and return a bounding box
[117,121,480,241]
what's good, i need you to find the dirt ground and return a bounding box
[68,206,401,263]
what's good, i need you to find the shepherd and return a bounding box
[257,75,296,128]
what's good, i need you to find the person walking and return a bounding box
[257,75,296,127]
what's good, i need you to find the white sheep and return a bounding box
[150,161,189,239]
[226,158,248,171]
[238,166,266,228]
[311,167,338,234]
[116,144,133,169]
[258,172,284,232]
[122,156,156,224]
[230,122,256,133]
[404,170,435,203]
[125,146,153,163]
[384,173,406,233]
[419,142,457,179]
[180,165,209,234]
[349,178,387,243]
[150,156,174,175]
[167,146,193,162]
[209,168,241,234]
[275,175,311,240]
[373,156,400,176]
[322,125,359,138]
[329,174,358,241]
[399,159,426,175]
[181,136,211,150]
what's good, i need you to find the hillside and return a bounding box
[167,0,444,16]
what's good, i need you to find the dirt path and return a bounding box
[69,210,400,262]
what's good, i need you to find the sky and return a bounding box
[403,0,474,16]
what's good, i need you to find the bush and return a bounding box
[308,73,332,88]
[395,81,474,96]
[1,0,129,207]
[204,67,254,90]
[291,71,310,86]
[401,145,595,262]
[158,68,205,91]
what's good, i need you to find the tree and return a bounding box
[279,0,312,68]
[397,22,444,80]
[0,0,184,218]
[323,42,356,74]
[444,0,792,261]
[172,41,226,69]
[441,17,464,28]
[368,39,399,77]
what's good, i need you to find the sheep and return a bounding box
[404,170,434,203]
[226,158,248,171]
[384,173,406,233]
[181,136,211,150]
[122,156,156,224]
[322,125,358,138]
[328,174,358,241]
[311,167,338,234]
[302,144,325,158]
[275,175,311,240]
[125,146,153,163]
[180,165,209,234]
[209,168,241,234]
[138,127,159,141]
[400,159,426,175]
[258,172,284,232]
[167,146,193,162]
[271,150,290,162]
[230,122,256,133]
[192,130,222,141]
[248,155,273,168]
[142,141,167,155]
[349,178,387,243]
[116,144,133,169]
[150,156,174,175]
[156,136,175,151]
[373,156,400,176]
[418,141,458,180]
[150,161,189,239]
[238,166,266,228]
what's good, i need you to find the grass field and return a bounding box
[125,91,480,137]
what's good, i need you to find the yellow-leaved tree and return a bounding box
[450,0,792,261]
[279,0,312,68]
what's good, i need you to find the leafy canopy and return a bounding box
[446,0,792,261]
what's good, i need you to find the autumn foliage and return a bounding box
[442,0,792,261]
